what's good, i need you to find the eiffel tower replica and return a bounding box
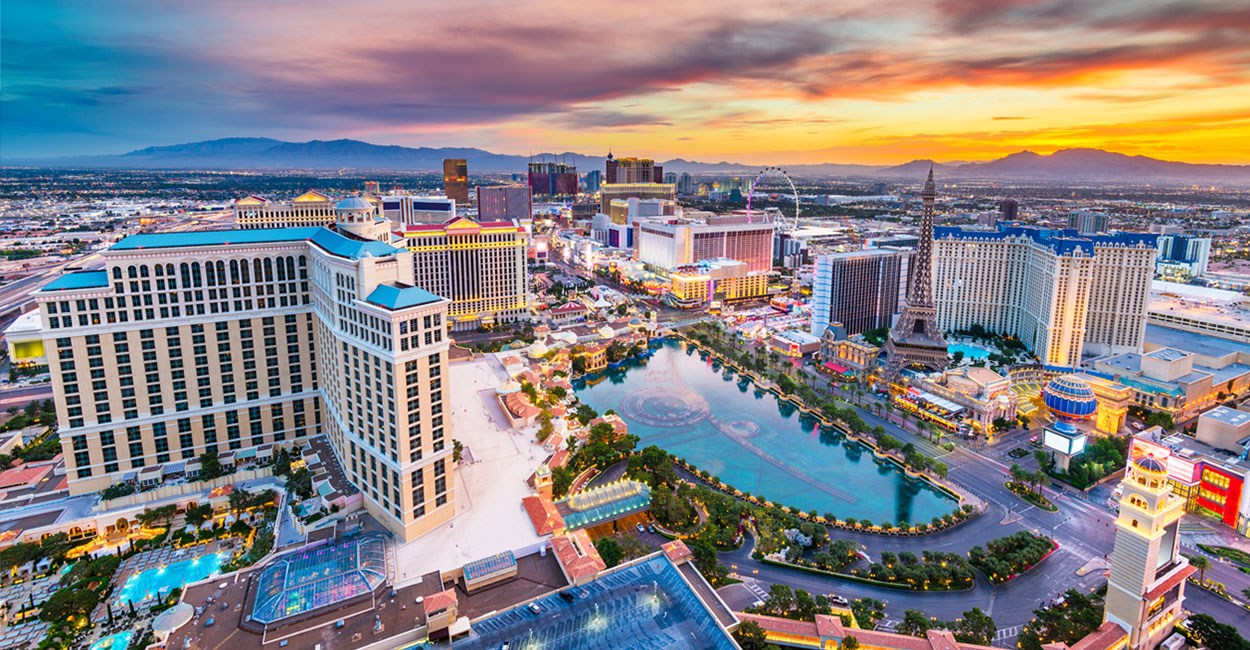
[882,167,948,380]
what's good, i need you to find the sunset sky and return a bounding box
[3,0,1249,163]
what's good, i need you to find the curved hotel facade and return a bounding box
[37,209,456,541]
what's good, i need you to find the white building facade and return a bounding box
[932,225,1156,365]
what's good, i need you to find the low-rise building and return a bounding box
[1196,406,1250,449]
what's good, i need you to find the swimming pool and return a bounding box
[115,552,226,607]
[89,630,133,650]
[574,340,956,523]
[947,343,990,360]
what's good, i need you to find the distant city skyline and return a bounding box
[3,0,1249,164]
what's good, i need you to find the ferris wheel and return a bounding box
[746,167,799,231]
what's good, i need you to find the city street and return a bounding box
[689,367,1250,642]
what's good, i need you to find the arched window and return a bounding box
[127,265,137,279]
[139,265,149,278]
[112,267,122,279]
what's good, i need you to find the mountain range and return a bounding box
[10,138,1250,185]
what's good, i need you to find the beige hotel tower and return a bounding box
[36,199,455,541]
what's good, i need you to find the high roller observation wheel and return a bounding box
[746,166,799,231]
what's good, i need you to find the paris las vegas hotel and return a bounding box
[34,195,527,541]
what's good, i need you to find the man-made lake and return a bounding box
[573,339,957,524]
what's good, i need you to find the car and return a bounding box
[1029,439,1042,448]
[830,595,849,606]
[1130,422,1143,430]
[648,525,656,534]
[636,524,646,534]
[559,591,575,603]
[528,602,542,615]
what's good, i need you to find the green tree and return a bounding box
[1033,449,1055,473]
[954,607,996,645]
[897,609,932,637]
[594,537,624,568]
[452,439,464,463]
[843,636,860,650]
[1186,614,1250,650]
[1189,554,1210,585]
[199,449,225,481]
[40,587,98,623]
[184,503,214,529]
[849,598,884,629]
[734,620,771,650]
[1017,589,1104,650]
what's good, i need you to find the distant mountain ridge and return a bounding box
[11,138,1250,184]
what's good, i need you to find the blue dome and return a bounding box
[334,196,373,211]
[1043,374,1097,423]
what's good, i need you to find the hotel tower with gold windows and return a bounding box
[36,199,456,541]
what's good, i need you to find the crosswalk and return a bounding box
[994,625,1022,641]
[740,579,768,605]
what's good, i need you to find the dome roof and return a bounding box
[1133,455,1167,474]
[1043,374,1097,423]
[528,340,549,358]
[334,196,373,211]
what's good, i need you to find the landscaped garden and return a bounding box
[969,530,1056,583]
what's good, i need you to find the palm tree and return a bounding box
[1190,555,1210,585]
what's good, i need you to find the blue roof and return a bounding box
[463,551,516,581]
[308,228,400,259]
[42,270,109,291]
[364,284,442,310]
[109,227,401,260]
[934,225,1157,257]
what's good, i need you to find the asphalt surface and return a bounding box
[685,377,1250,643]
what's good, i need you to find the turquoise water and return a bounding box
[948,343,990,360]
[90,631,133,650]
[115,552,226,606]
[573,340,956,523]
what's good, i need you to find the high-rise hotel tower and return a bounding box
[932,225,1156,365]
[37,199,456,541]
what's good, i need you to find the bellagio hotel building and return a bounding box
[35,200,456,541]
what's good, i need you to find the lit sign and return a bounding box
[1044,428,1087,456]
[1129,438,1200,484]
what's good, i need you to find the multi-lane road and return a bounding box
[702,395,1250,643]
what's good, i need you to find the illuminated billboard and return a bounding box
[1129,438,1200,484]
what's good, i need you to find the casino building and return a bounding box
[36,200,456,541]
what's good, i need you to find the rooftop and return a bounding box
[250,532,389,624]
[550,530,606,582]
[1200,406,1250,428]
[107,227,402,260]
[934,224,1156,257]
[40,270,109,291]
[554,479,651,531]
[453,554,738,650]
[393,356,549,582]
[363,283,442,310]
[1145,324,1250,360]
